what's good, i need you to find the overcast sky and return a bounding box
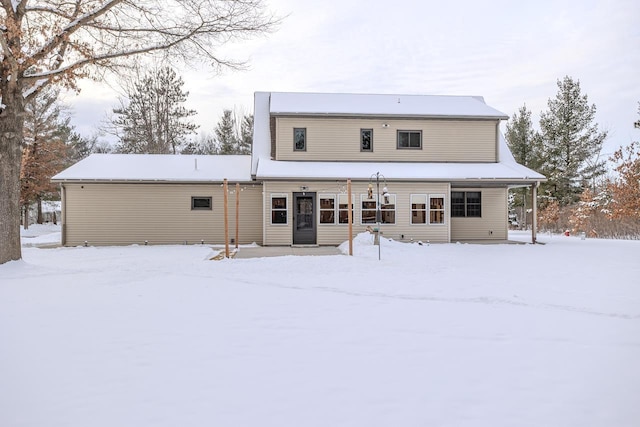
[65,0,639,157]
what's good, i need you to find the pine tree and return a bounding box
[215,110,238,154]
[506,104,543,227]
[538,76,608,206]
[113,67,198,154]
[20,88,69,227]
[238,114,254,155]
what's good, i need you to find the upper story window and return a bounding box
[397,130,422,149]
[361,129,373,152]
[451,191,481,218]
[294,128,306,151]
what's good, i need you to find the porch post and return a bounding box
[531,183,537,244]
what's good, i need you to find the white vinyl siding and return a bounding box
[275,117,497,162]
[61,183,263,246]
[263,181,450,245]
[450,187,508,240]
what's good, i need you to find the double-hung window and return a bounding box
[271,194,288,224]
[338,194,353,224]
[451,191,481,218]
[319,194,336,224]
[429,195,445,224]
[411,195,427,224]
[397,130,422,149]
[361,194,396,224]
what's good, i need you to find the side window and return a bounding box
[411,194,427,224]
[294,128,306,151]
[397,130,422,149]
[191,197,212,210]
[429,195,445,224]
[361,129,373,152]
[451,191,481,218]
[271,194,288,224]
[319,194,336,224]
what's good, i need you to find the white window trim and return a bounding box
[429,194,446,225]
[270,193,288,226]
[410,194,427,225]
[318,193,336,225]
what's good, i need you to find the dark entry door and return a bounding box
[293,192,316,245]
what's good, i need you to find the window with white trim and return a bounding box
[271,194,288,224]
[411,194,427,224]
[338,194,353,224]
[361,194,396,224]
[319,194,336,224]
[429,195,445,224]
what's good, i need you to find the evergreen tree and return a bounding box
[20,87,69,227]
[113,67,198,154]
[238,114,254,155]
[215,109,238,154]
[181,132,218,155]
[538,76,608,205]
[505,104,543,228]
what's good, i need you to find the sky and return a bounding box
[64,0,639,158]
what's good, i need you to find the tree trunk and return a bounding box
[0,93,25,264]
[22,206,29,230]
[37,197,43,224]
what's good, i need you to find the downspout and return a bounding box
[60,184,66,246]
[531,182,538,244]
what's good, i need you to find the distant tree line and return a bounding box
[19,67,255,228]
[108,67,253,156]
[506,76,640,239]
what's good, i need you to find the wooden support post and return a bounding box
[531,183,537,244]
[223,179,229,258]
[235,183,240,249]
[347,179,353,256]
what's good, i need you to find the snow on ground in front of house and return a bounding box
[1,230,640,427]
[19,223,61,247]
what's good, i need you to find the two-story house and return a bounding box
[252,92,545,246]
[51,91,545,247]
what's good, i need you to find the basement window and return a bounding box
[191,197,212,210]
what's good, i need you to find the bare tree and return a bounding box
[0,0,278,263]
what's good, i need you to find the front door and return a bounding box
[293,192,316,245]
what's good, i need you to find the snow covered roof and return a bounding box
[254,133,545,184]
[52,154,253,183]
[269,92,509,119]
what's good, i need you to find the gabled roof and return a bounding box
[52,154,253,183]
[269,92,509,119]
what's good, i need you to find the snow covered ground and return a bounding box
[1,226,639,427]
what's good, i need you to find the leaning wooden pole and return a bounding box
[347,179,353,256]
[235,183,240,249]
[223,179,230,258]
